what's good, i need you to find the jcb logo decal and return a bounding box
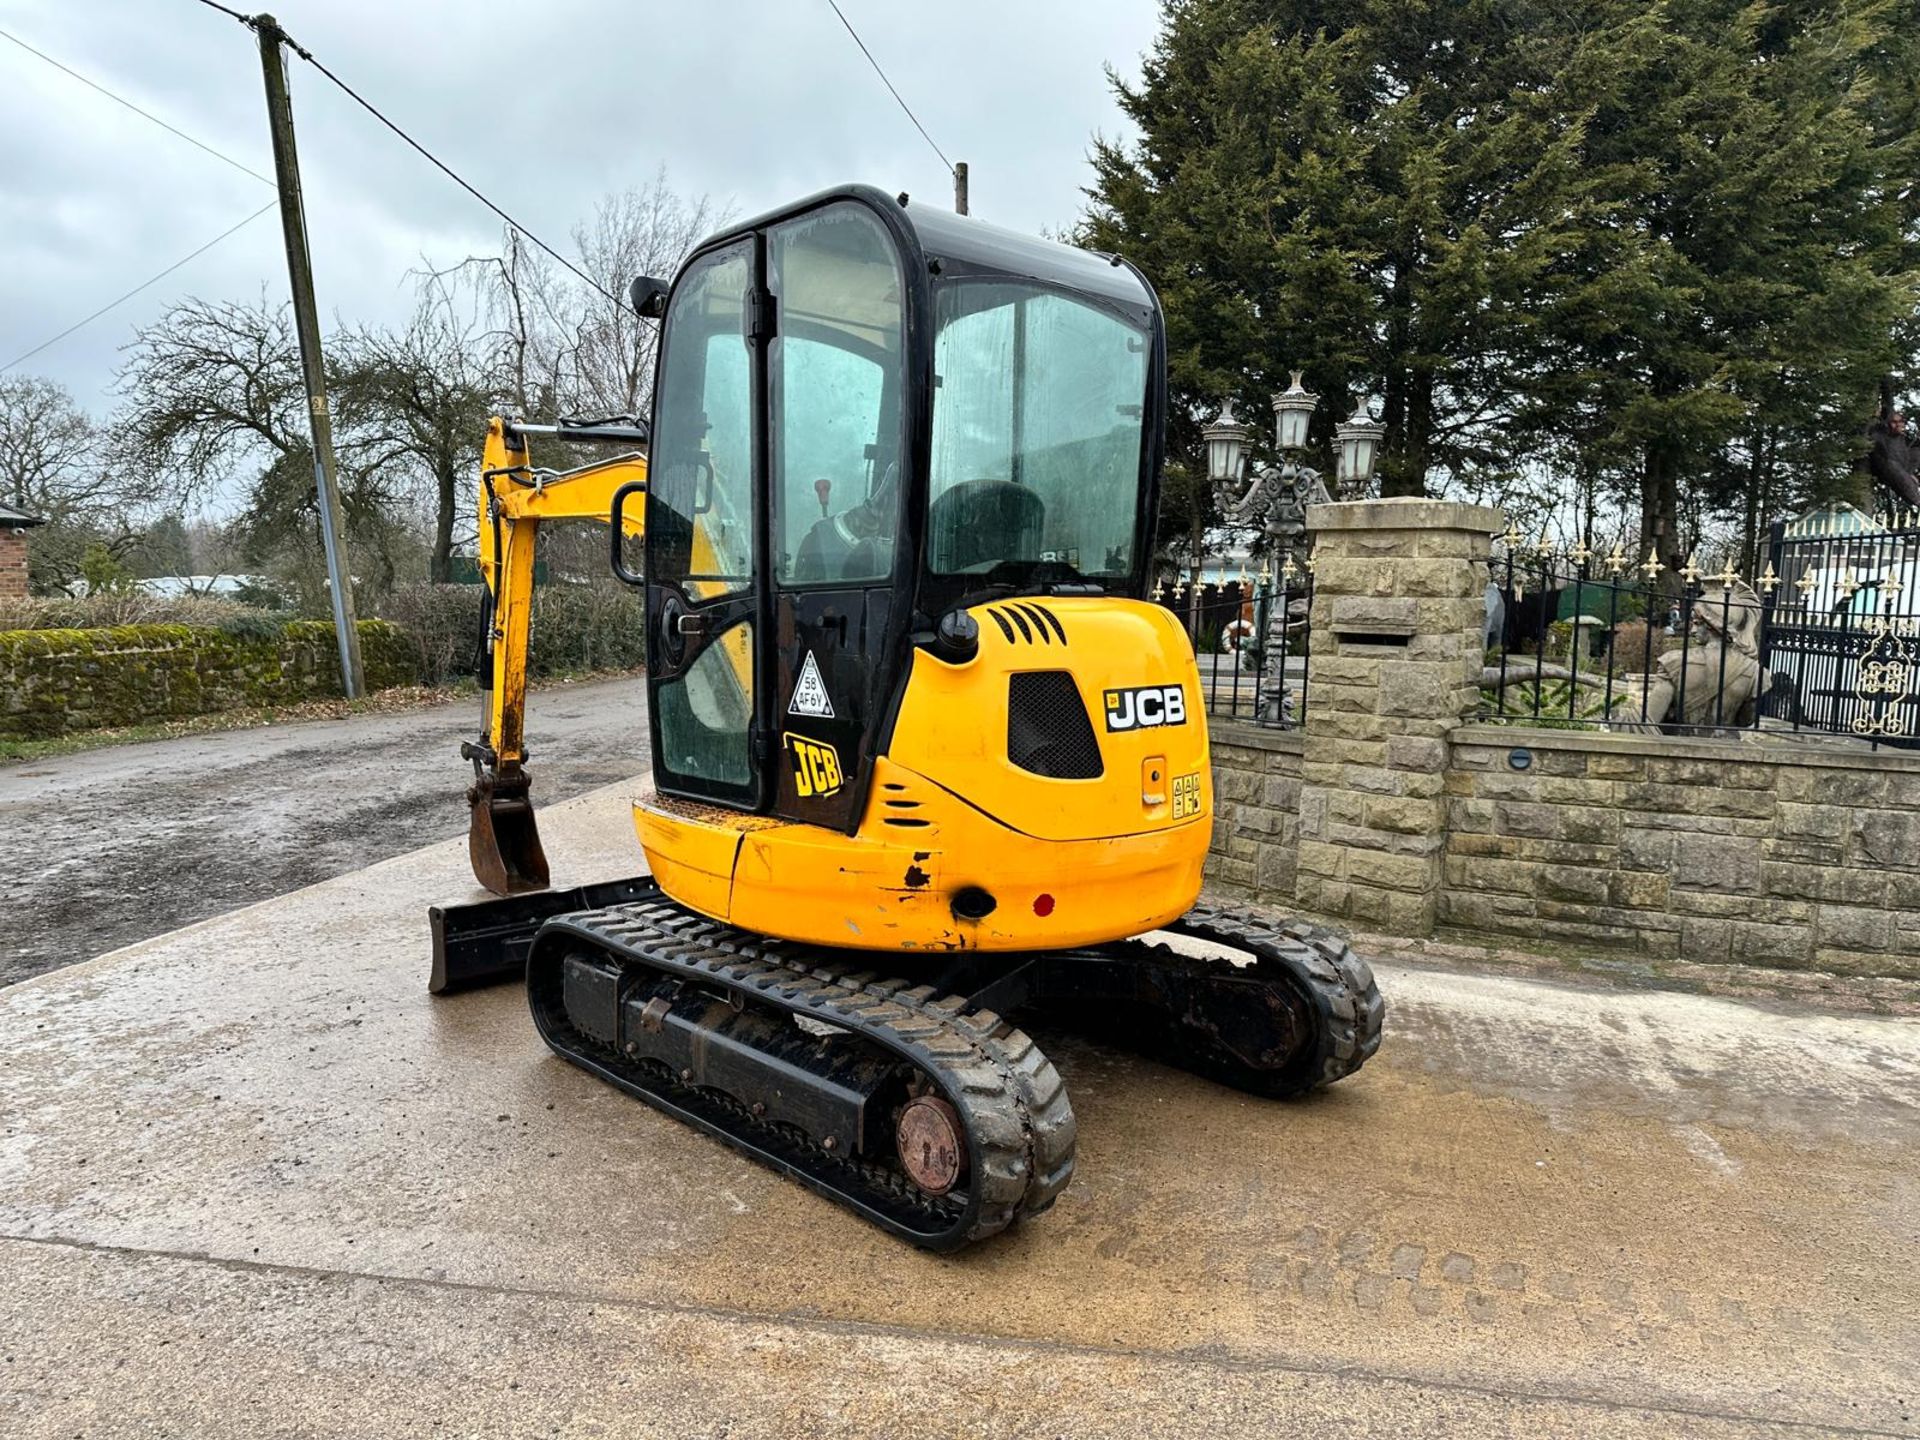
[785,733,844,799]
[1104,684,1188,732]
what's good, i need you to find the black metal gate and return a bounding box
[1759,514,1920,749]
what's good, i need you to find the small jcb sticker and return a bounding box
[1172,770,1204,819]
[785,733,844,799]
[788,651,835,718]
[1104,683,1188,732]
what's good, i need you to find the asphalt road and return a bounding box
[0,676,648,987]
[0,782,1913,1438]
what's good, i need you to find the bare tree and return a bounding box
[564,177,723,418]
[334,276,493,581]
[0,374,125,590]
[115,294,413,603]
[459,172,727,422]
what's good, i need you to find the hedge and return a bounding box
[0,620,415,739]
[376,583,647,686]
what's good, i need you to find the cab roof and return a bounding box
[712,183,1155,317]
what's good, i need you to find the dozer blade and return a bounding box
[467,762,551,896]
[428,874,655,994]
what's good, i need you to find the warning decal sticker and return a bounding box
[787,650,835,718]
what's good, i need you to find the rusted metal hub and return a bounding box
[895,1094,967,1196]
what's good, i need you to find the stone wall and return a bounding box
[1202,495,1920,979]
[1443,726,1920,975]
[1208,726,1303,901]
[1210,718,1920,975]
[0,621,415,739]
[0,532,26,600]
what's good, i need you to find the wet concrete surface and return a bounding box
[1,783,1916,1437]
[0,676,647,987]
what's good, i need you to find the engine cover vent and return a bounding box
[1007,672,1104,779]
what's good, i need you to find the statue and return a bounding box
[1858,382,1920,511]
[1616,579,1771,730]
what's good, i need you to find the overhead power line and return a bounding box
[822,0,954,175]
[0,24,272,187]
[1,200,279,373]
[189,2,618,304]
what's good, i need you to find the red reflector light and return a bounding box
[1033,893,1055,917]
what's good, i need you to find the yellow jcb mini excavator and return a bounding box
[430,186,1384,1250]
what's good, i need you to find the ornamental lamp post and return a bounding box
[1212,371,1339,724]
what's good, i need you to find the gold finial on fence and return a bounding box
[1715,559,1739,589]
[1758,563,1779,594]
[1796,568,1818,598]
[1836,567,1859,601]
[1501,522,1523,549]
[1536,535,1557,559]
[1153,581,1166,601]
[1568,539,1591,567]
[1280,555,1298,582]
[1641,546,1662,581]
[1259,561,1273,586]
[1304,554,1317,575]
[1885,570,1905,601]
[1680,552,1702,585]
[1605,542,1626,576]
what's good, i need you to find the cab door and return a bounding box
[764,202,909,831]
[645,239,765,807]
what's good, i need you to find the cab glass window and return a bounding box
[769,205,905,585]
[648,242,753,598]
[927,282,1147,579]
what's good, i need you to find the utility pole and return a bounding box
[953,161,969,216]
[255,13,364,698]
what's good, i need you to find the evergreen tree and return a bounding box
[1085,0,1592,499]
[1523,0,1920,580]
[1086,0,1920,564]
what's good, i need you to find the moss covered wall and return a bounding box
[0,621,415,739]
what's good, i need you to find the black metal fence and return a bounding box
[1484,521,1920,749]
[1155,574,1315,728]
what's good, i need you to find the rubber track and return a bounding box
[1144,901,1387,1095]
[528,895,1076,1251]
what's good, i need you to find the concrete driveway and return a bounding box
[0,781,1913,1437]
[0,675,647,987]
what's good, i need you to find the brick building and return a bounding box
[0,502,44,599]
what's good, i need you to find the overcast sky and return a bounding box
[0,0,1161,413]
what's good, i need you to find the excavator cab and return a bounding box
[641,186,1163,837]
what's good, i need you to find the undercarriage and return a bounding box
[433,881,1385,1250]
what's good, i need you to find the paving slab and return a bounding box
[2,780,1916,1438]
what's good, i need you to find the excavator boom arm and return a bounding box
[466,416,645,894]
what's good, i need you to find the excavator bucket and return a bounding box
[467,763,551,896]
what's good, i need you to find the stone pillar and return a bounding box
[1295,499,1502,934]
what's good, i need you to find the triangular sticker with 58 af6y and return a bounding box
[788,650,835,718]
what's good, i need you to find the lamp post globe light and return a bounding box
[1271,371,1318,453]
[1203,400,1252,487]
[1212,371,1384,724]
[1335,404,1387,489]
